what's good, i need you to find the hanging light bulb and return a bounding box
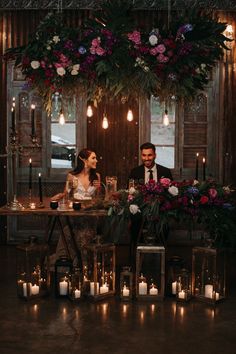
[127,109,134,122]
[102,114,109,129]
[163,109,169,126]
[87,105,93,117]
[59,109,65,125]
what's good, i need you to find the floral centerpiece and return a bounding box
[108,178,236,247]
[4,0,231,113]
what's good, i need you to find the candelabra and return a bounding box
[0,129,39,210]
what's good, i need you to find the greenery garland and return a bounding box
[5,0,231,113]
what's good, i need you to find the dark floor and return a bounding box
[1,245,236,354]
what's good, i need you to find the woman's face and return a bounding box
[85,152,98,169]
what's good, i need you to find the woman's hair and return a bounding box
[70,148,98,183]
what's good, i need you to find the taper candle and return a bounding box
[203,157,206,181]
[38,173,43,202]
[195,153,199,180]
[31,104,36,136]
[11,106,15,132]
[29,158,32,190]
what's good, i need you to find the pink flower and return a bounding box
[96,47,106,56]
[157,54,169,63]
[209,188,218,199]
[156,44,166,53]
[159,178,171,188]
[150,47,159,56]
[91,38,101,47]
[127,30,141,45]
[90,46,96,55]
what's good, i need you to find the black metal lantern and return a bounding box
[83,243,115,301]
[54,256,73,297]
[192,246,226,304]
[16,236,49,300]
[176,268,192,302]
[166,256,185,296]
[69,267,82,301]
[120,266,133,301]
[136,245,165,301]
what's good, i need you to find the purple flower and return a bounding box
[186,187,199,195]
[178,24,193,35]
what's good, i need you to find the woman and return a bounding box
[53,148,101,201]
[53,148,102,265]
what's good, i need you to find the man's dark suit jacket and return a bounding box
[129,163,172,183]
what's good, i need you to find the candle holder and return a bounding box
[192,246,226,305]
[176,268,192,302]
[16,236,50,300]
[54,256,73,298]
[69,267,83,302]
[120,266,133,301]
[136,245,165,301]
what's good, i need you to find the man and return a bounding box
[129,142,172,183]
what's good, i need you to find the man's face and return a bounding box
[141,148,156,168]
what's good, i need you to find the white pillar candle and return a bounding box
[23,282,27,297]
[90,282,99,295]
[59,280,68,295]
[31,284,39,295]
[150,286,158,295]
[172,281,177,294]
[100,283,109,294]
[215,292,220,301]
[139,281,147,295]
[122,285,130,297]
[30,203,36,210]
[74,289,81,299]
[205,284,213,298]
[178,290,186,299]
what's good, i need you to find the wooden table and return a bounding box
[0,200,108,265]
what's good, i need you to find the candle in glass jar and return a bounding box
[59,279,68,295]
[31,104,36,136]
[74,289,81,299]
[122,285,130,297]
[29,158,32,190]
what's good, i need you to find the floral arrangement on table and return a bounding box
[4,0,231,113]
[108,178,236,247]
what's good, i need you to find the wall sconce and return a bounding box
[163,109,169,126]
[102,114,109,129]
[87,105,93,117]
[59,109,65,125]
[127,109,134,122]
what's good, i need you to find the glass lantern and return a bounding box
[166,255,185,296]
[83,243,115,301]
[69,267,83,302]
[16,236,49,300]
[176,268,192,302]
[120,266,133,301]
[54,256,73,298]
[136,245,165,301]
[192,246,226,304]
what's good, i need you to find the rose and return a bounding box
[156,44,166,53]
[30,60,40,69]
[56,67,66,76]
[71,70,78,75]
[53,35,60,43]
[209,188,218,198]
[96,47,106,56]
[149,34,158,46]
[200,196,209,204]
[72,64,80,71]
[168,185,179,196]
[127,30,141,45]
[160,178,171,188]
[129,204,141,215]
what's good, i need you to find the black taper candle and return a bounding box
[195,153,199,180]
[29,158,32,190]
[38,173,43,202]
[31,104,36,136]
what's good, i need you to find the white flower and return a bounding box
[193,179,199,186]
[143,66,150,72]
[129,204,140,215]
[46,46,51,50]
[53,35,60,43]
[30,60,40,69]
[128,187,136,195]
[168,186,179,196]
[56,67,66,76]
[149,34,158,46]
[72,64,80,71]
[71,70,78,75]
